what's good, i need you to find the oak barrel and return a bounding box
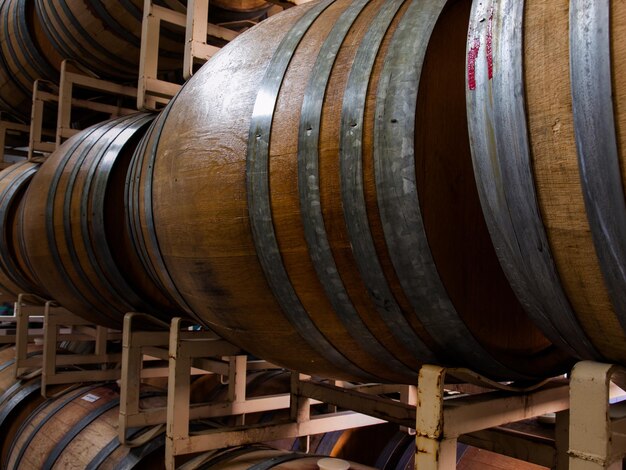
[129,0,571,383]
[21,114,182,328]
[0,161,47,300]
[0,0,63,120]
[5,382,168,470]
[466,1,626,366]
[0,345,58,468]
[34,0,185,80]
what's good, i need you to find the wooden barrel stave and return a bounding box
[0,161,47,300]
[22,114,181,328]
[129,0,571,382]
[466,0,626,365]
[5,383,167,470]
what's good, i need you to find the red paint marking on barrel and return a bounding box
[467,36,481,91]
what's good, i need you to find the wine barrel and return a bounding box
[188,446,376,470]
[129,0,571,383]
[34,0,186,80]
[22,113,182,328]
[5,382,168,470]
[466,1,626,365]
[209,1,274,24]
[0,0,63,120]
[0,161,47,300]
[0,345,56,467]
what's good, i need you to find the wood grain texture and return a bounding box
[142,4,346,377]
[22,114,182,328]
[416,0,567,376]
[5,383,167,470]
[524,0,626,362]
[136,0,573,382]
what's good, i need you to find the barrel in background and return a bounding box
[0,0,63,120]
[5,382,168,470]
[21,113,183,328]
[34,0,185,80]
[0,161,47,300]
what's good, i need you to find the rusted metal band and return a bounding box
[375,0,530,379]
[570,0,626,335]
[466,0,600,360]
[298,0,418,378]
[247,0,378,381]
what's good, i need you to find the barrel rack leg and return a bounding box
[28,79,57,159]
[122,316,384,470]
[40,301,122,395]
[569,361,626,469]
[0,120,30,167]
[414,365,571,470]
[14,293,44,374]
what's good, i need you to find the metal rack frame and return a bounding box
[3,293,122,395]
[29,61,138,160]
[116,311,626,469]
[138,0,240,110]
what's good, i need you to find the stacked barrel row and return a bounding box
[0,0,274,121]
[1,0,625,386]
